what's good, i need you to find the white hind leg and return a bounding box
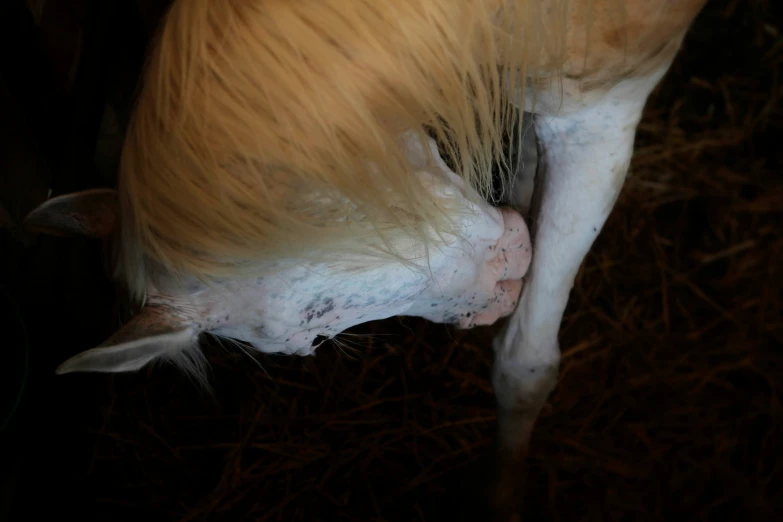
[490,66,676,518]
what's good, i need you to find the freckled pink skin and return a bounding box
[407,208,531,328]
[147,203,531,357]
[145,136,532,356]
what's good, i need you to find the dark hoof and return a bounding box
[450,445,527,522]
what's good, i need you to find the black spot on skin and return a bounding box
[530,368,536,373]
[315,298,335,319]
[593,227,597,232]
[443,313,460,324]
[225,315,230,321]
[344,296,362,309]
[431,303,438,307]
[466,312,471,317]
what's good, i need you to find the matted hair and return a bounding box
[115,0,575,300]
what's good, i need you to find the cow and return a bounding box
[23,0,709,518]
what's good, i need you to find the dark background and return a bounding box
[1,0,780,520]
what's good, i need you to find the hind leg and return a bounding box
[490,93,641,519]
[489,0,710,512]
[490,63,700,522]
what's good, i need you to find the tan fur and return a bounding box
[570,0,707,84]
[115,0,703,301]
[529,0,708,109]
[114,0,579,299]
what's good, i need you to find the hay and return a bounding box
[61,0,783,520]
